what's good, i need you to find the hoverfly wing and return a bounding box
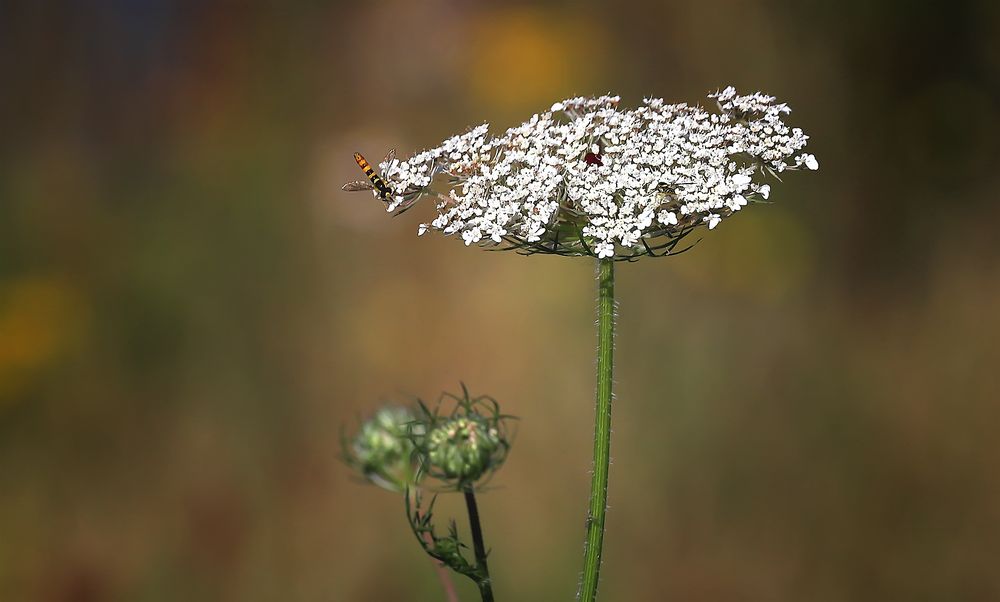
[392,198,420,216]
[383,148,396,166]
[342,181,375,192]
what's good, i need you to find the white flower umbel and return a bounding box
[350,87,817,259]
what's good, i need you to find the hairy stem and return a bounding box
[464,486,494,602]
[579,258,615,601]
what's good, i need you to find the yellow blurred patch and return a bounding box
[0,277,86,406]
[466,8,604,114]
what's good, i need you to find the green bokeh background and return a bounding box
[2,1,999,600]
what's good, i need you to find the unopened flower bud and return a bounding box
[426,416,504,484]
[347,406,419,491]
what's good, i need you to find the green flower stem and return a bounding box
[579,258,615,601]
[464,486,494,602]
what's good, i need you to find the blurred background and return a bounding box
[1,0,999,600]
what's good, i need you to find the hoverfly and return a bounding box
[342,148,396,201]
[342,148,426,215]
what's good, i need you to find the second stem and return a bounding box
[579,258,615,601]
[464,486,494,602]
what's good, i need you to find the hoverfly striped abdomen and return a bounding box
[353,152,392,200]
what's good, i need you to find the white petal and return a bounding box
[731,174,752,189]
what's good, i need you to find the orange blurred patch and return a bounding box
[0,277,86,405]
[466,8,604,114]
